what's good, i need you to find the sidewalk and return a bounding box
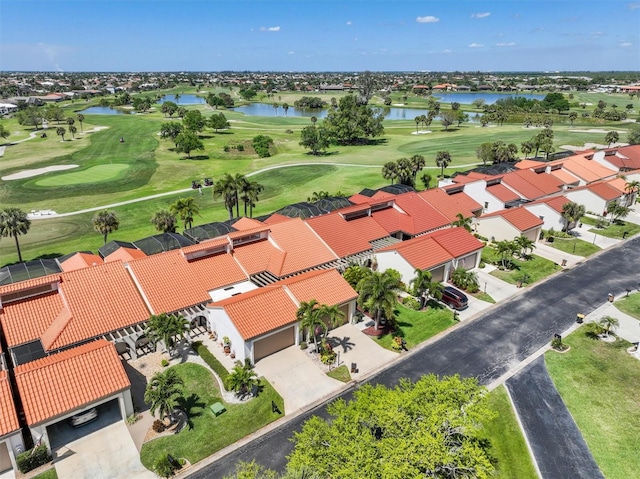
[571,223,622,249]
[475,265,520,303]
[582,299,640,347]
[533,242,585,268]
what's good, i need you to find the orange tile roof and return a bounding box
[587,182,622,201]
[104,246,147,263]
[210,287,299,340]
[501,170,561,199]
[345,215,390,242]
[348,193,377,204]
[549,168,581,185]
[376,193,451,235]
[0,371,20,436]
[278,269,357,306]
[268,218,338,276]
[0,274,59,296]
[263,213,292,225]
[228,225,271,240]
[481,208,544,232]
[337,204,371,215]
[180,237,229,256]
[1,291,63,348]
[232,238,282,275]
[428,227,485,258]
[486,183,521,203]
[606,177,628,194]
[417,189,480,222]
[515,159,546,170]
[232,217,266,231]
[59,253,104,272]
[128,249,247,313]
[305,213,373,258]
[377,236,452,271]
[527,195,571,214]
[15,340,130,426]
[561,157,617,183]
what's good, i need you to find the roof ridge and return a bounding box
[14,339,110,375]
[40,304,73,351]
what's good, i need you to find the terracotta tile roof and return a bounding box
[228,225,271,240]
[561,157,617,183]
[278,269,358,306]
[128,249,247,313]
[379,193,451,235]
[0,274,59,296]
[59,253,104,272]
[448,175,482,186]
[14,340,130,426]
[549,168,581,185]
[344,216,390,243]
[501,170,561,199]
[486,184,520,203]
[601,146,640,170]
[180,237,229,256]
[232,238,282,275]
[337,204,371,215]
[377,236,452,271]
[263,213,292,225]
[528,195,570,214]
[1,291,63,348]
[305,213,373,258]
[371,207,404,234]
[371,191,395,200]
[210,287,299,340]
[232,217,266,230]
[267,218,338,275]
[587,182,622,201]
[481,208,544,232]
[348,193,377,204]
[0,371,20,436]
[606,177,628,194]
[417,189,481,222]
[428,227,485,258]
[515,159,546,170]
[103,247,147,263]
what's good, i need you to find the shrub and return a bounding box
[551,337,568,351]
[154,455,174,478]
[252,134,274,158]
[236,144,244,151]
[299,341,308,350]
[16,445,51,473]
[284,129,294,134]
[391,336,404,351]
[161,359,169,367]
[223,145,230,152]
[126,413,140,425]
[402,296,421,310]
[152,419,166,433]
[319,341,336,365]
[478,261,486,269]
[192,341,229,389]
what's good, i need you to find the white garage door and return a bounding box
[430,265,446,282]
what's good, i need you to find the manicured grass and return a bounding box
[545,237,601,257]
[545,329,640,479]
[376,303,457,351]
[139,363,283,471]
[581,216,640,239]
[327,364,351,383]
[471,291,496,304]
[32,468,58,479]
[483,247,559,286]
[479,386,537,479]
[613,292,640,320]
[34,163,131,186]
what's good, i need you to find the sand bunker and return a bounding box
[2,164,79,181]
[411,130,432,135]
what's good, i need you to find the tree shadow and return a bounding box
[326,335,355,353]
[182,155,210,161]
[177,393,205,430]
[214,131,234,135]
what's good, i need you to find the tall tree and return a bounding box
[145,313,190,356]
[0,208,31,263]
[381,161,399,183]
[77,113,85,132]
[174,130,204,158]
[208,112,229,132]
[560,201,585,232]
[356,270,399,330]
[409,154,425,182]
[297,299,325,352]
[240,180,264,218]
[439,110,457,130]
[435,150,451,177]
[213,173,238,220]
[151,209,178,233]
[451,212,473,232]
[182,110,206,132]
[68,125,77,139]
[56,127,66,141]
[170,197,200,230]
[299,125,330,155]
[323,94,384,145]
[515,235,536,258]
[605,131,619,147]
[92,209,119,244]
[282,103,289,116]
[144,368,184,424]
[410,269,443,309]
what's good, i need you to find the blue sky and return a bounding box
[1,0,639,72]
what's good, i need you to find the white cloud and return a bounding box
[287,51,295,55]
[416,16,439,23]
[346,21,352,25]
[496,42,515,47]
[469,42,484,48]
[620,41,633,47]
[259,26,280,32]
[428,49,452,54]
[471,12,491,18]
[591,31,606,38]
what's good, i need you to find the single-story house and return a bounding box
[475,208,544,242]
[565,182,623,216]
[523,195,573,232]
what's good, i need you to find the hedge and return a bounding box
[191,341,229,390]
[17,445,51,473]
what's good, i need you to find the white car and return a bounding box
[70,408,98,427]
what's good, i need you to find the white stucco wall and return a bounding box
[207,309,247,362]
[462,181,507,214]
[523,203,566,231]
[1,432,24,471]
[475,216,521,242]
[374,251,416,284]
[565,190,609,215]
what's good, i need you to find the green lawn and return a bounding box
[35,163,131,186]
[482,247,559,286]
[545,330,640,479]
[327,364,352,383]
[580,216,640,239]
[32,468,58,479]
[470,291,496,304]
[479,386,538,479]
[376,303,457,351]
[545,237,601,257]
[613,292,640,320]
[140,363,283,471]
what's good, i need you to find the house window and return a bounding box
[484,201,489,209]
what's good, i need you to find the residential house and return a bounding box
[475,208,544,242]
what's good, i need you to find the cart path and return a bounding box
[30,161,481,219]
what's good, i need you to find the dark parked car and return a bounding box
[442,286,468,310]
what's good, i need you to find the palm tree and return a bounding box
[414,116,420,133]
[520,141,534,159]
[451,212,472,232]
[0,208,31,263]
[410,269,443,309]
[239,180,264,217]
[282,103,289,116]
[409,154,426,182]
[568,111,577,126]
[495,240,516,269]
[144,368,184,424]
[77,113,84,132]
[381,161,399,183]
[56,127,66,141]
[145,313,190,356]
[450,268,479,292]
[357,270,399,329]
[420,172,433,190]
[297,300,325,352]
[92,209,119,244]
[151,209,178,233]
[605,131,619,147]
[598,315,619,338]
[227,363,260,398]
[310,116,317,126]
[233,173,248,217]
[624,180,640,204]
[213,173,238,220]
[515,235,536,258]
[561,201,586,232]
[69,125,77,139]
[174,93,181,103]
[169,197,200,230]
[435,151,451,177]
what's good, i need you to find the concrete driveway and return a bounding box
[254,345,342,414]
[54,422,154,479]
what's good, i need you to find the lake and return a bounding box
[156,94,207,105]
[80,106,129,115]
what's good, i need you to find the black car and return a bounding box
[442,286,469,310]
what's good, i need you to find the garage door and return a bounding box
[254,327,295,362]
[0,442,11,473]
[430,265,446,282]
[459,252,478,270]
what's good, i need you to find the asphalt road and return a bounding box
[507,357,604,479]
[189,236,640,478]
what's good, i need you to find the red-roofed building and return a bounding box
[591,146,640,172]
[208,270,357,363]
[59,253,104,272]
[501,170,563,200]
[524,195,573,231]
[549,154,617,185]
[14,340,133,453]
[417,188,482,222]
[476,208,544,242]
[565,181,624,216]
[305,213,373,259]
[103,246,147,263]
[0,370,22,473]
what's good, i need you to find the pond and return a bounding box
[431,92,545,104]
[156,94,207,105]
[80,106,129,115]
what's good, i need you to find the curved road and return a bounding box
[28,161,482,219]
[188,236,640,478]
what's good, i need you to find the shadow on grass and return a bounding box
[178,393,205,430]
[182,155,210,161]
